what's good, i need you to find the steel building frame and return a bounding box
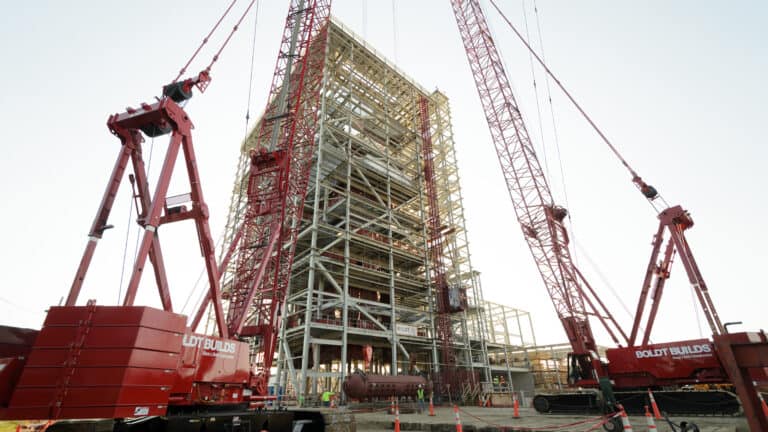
[219,18,531,404]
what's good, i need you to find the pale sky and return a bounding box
[1,1,765,347]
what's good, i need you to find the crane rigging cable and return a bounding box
[244,0,262,129]
[173,0,239,83]
[487,0,669,212]
[118,136,155,303]
[520,0,552,182]
[530,0,572,229]
[172,0,258,94]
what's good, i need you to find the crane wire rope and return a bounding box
[391,0,399,63]
[243,0,261,133]
[691,282,704,338]
[530,0,574,237]
[488,1,669,340]
[532,0,567,204]
[181,231,226,315]
[173,0,239,83]
[202,0,259,77]
[117,185,135,302]
[487,0,669,212]
[130,138,155,277]
[183,1,262,318]
[520,0,552,184]
[234,0,262,224]
[118,136,155,303]
[519,0,583,268]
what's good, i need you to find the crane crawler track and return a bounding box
[43,409,326,432]
[533,390,742,416]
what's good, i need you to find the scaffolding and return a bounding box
[218,17,531,404]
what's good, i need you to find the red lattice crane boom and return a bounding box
[417,96,458,392]
[225,0,331,394]
[449,0,626,386]
[189,0,331,396]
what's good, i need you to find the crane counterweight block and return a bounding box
[0,305,256,420]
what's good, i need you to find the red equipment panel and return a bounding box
[606,339,726,387]
[171,334,251,405]
[2,305,186,420]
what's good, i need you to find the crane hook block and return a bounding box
[163,80,194,103]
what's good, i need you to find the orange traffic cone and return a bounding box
[758,390,768,419]
[644,405,657,430]
[453,404,463,432]
[394,399,401,432]
[512,392,520,419]
[647,389,662,419]
[428,395,436,416]
[15,424,21,432]
[617,404,634,432]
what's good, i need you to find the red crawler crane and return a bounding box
[449,0,624,389]
[0,1,332,431]
[450,0,767,424]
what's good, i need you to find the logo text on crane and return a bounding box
[635,343,712,359]
[182,334,237,354]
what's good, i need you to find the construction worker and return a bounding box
[416,384,426,414]
[321,390,334,407]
